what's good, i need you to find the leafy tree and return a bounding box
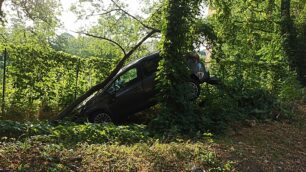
[0,0,60,32]
[152,0,202,134]
[198,0,305,130]
[281,0,298,75]
[291,0,306,84]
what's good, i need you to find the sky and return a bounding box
[58,0,208,35]
[58,0,142,35]
[3,0,207,36]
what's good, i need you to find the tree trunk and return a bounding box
[56,30,158,120]
[0,0,5,20]
[0,0,4,12]
[150,0,201,133]
[280,0,297,70]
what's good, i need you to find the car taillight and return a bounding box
[196,72,205,79]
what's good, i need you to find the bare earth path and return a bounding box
[214,103,306,172]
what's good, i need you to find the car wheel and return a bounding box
[185,81,200,100]
[90,112,112,124]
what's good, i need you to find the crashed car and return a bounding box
[80,52,218,123]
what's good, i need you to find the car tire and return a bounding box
[185,81,200,100]
[89,111,113,124]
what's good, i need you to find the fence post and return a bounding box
[74,59,80,100]
[2,48,7,115]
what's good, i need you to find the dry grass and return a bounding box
[0,141,231,172]
[214,103,306,172]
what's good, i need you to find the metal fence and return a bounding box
[1,48,7,115]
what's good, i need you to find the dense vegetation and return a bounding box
[197,0,306,131]
[0,45,114,120]
[0,120,233,171]
[0,0,305,171]
[0,0,304,127]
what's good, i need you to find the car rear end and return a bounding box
[186,53,210,83]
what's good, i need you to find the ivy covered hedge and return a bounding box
[0,44,114,120]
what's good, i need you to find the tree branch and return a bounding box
[77,31,127,56]
[96,8,121,16]
[233,19,280,25]
[110,0,161,32]
[0,0,4,14]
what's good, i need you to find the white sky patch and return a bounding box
[57,0,142,35]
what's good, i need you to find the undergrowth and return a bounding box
[0,120,233,171]
[0,139,233,171]
[0,120,150,145]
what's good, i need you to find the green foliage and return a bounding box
[1,0,60,37]
[292,0,306,84]
[193,0,306,132]
[0,120,232,171]
[51,33,123,59]
[0,120,149,145]
[154,0,203,134]
[70,0,158,60]
[0,0,304,135]
[0,44,113,119]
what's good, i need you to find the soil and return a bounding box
[214,103,306,172]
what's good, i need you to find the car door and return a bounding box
[109,66,143,116]
[141,56,160,106]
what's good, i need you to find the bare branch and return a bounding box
[110,0,161,32]
[125,29,158,56]
[77,31,127,56]
[96,8,121,16]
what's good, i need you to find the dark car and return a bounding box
[80,52,218,123]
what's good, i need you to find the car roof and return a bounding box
[117,52,160,75]
[101,52,159,91]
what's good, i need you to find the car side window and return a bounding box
[120,68,138,85]
[107,68,138,94]
[143,58,158,76]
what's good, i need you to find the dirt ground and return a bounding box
[214,103,306,172]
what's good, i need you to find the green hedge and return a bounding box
[0,44,114,120]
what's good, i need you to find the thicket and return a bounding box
[148,0,305,134]
[0,44,113,120]
[195,0,305,132]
